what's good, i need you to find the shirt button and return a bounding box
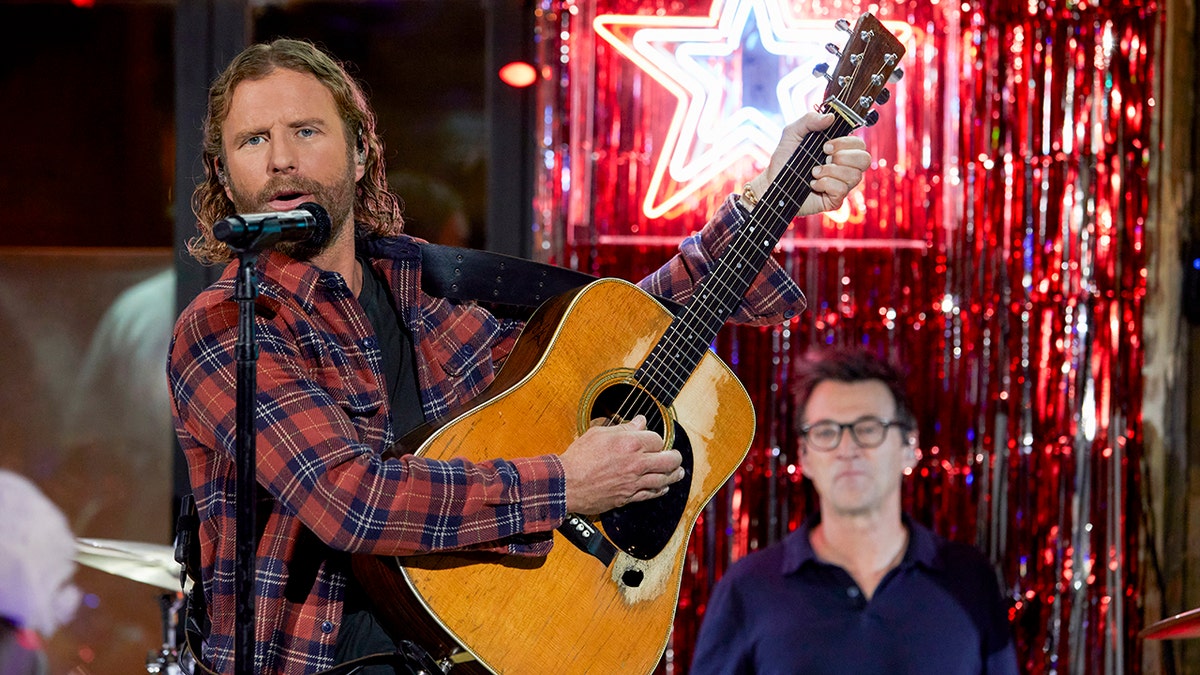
[847,587,860,598]
[321,621,334,634]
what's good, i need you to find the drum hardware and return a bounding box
[73,538,192,673]
[1140,605,1200,640]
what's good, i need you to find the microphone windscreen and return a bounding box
[297,202,332,247]
[212,218,236,243]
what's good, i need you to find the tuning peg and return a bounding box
[875,89,891,105]
[835,18,852,33]
[825,43,842,58]
[812,62,832,81]
[864,110,880,126]
[889,67,905,83]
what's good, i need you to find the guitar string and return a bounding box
[608,116,851,414]
[605,125,843,430]
[643,125,841,375]
[638,135,830,396]
[675,41,884,352]
[606,46,889,442]
[625,50,886,410]
[665,99,877,359]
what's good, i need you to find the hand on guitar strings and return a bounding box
[559,414,685,516]
[742,111,873,216]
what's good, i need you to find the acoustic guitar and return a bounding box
[353,13,905,674]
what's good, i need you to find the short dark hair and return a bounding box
[792,347,915,433]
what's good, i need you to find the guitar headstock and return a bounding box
[814,13,906,128]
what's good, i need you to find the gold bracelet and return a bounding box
[740,182,759,210]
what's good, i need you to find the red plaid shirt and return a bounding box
[168,195,805,673]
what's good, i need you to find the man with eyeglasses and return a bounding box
[691,347,1018,674]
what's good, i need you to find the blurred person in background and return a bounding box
[0,469,82,675]
[691,348,1018,675]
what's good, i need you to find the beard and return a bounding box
[225,161,357,261]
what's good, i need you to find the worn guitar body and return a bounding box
[354,12,906,672]
[354,278,755,673]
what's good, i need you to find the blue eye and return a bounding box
[245,136,264,147]
[298,128,316,138]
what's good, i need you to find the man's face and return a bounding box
[218,67,363,258]
[798,379,916,518]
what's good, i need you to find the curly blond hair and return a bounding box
[188,38,403,264]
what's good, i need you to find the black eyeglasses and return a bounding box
[800,417,910,451]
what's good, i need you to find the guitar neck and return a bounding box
[635,113,858,406]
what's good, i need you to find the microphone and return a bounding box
[213,202,332,251]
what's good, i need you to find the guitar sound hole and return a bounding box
[591,383,693,561]
[589,383,666,435]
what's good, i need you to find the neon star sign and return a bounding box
[594,0,912,220]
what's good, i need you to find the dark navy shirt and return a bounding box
[691,514,1019,675]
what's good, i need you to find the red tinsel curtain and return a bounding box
[531,1,1155,672]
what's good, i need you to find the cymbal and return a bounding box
[75,538,189,593]
[1140,606,1200,640]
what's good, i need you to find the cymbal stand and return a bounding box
[146,591,185,674]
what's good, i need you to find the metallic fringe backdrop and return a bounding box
[530,1,1156,672]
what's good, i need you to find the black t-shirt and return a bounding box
[356,257,425,439]
[335,259,428,672]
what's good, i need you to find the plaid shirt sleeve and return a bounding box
[170,290,566,559]
[637,193,807,324]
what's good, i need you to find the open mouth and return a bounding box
[269,191,311,209]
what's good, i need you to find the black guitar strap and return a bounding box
[419,242,683,315]
[419,242,596,309]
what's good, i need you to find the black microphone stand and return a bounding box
[231,248,260,675]
[215,204,329,675]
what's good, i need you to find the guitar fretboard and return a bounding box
[633,114,857,407]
